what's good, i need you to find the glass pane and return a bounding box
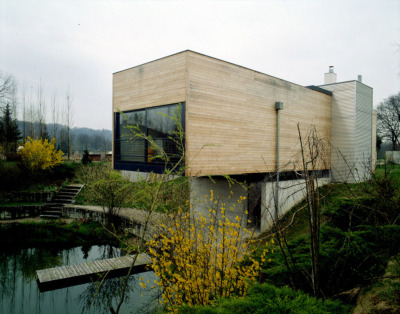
[120,110,146,139]
[147,105,180,164]
[119,139,146,162]
[118,110,146,162]
[147,105,178,139]
[115,104,183,167]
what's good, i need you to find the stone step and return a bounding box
[41,211,62,215]
[47,184,84,207]
[45,205,63,209]
[60,188,80,193]
[47,204,65,208]
[40,214,61,219]
[62,187,82,191]
[52,198,74,203]
[58,191,77,196]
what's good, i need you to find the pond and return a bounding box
[0,224,161,314]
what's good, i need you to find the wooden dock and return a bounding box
[36,253,151,292]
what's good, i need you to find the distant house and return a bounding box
[87,151,112,162]
[88,153,101,162]
[112,50,375,232]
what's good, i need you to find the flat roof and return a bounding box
[113,50,332,95]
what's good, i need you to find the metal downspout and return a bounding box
[275,102,283,222]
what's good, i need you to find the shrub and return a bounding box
[18,137,63,173]
[75,162,111,185]
[262,224,400,297]
[147,194,271,311]
[178,283,349,313]
[0,160,22,192]
[85,167,133,224]
[132,176,190,213]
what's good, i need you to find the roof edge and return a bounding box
[306,85,333,96]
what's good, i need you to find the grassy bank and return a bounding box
[0,160,81,204]
[251,165,400,312]
[178,283,350,313]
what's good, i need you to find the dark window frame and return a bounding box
[114,102,185,173]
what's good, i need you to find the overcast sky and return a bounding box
[1,0,399,130]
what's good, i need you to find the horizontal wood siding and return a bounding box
[321,82,356,182]
[113,53,187,113]
[372,111,377,170]
[186,52,332,176]
[355,82,373,180]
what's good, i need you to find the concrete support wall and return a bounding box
[190,176,330,234]
[260,178,330,232]
[0,205,44,220]
[120,170,178,183]
[384,151,400,164]
[190,177,248,228]
[120,170,150,182]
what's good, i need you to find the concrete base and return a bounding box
[190,176,330,234]
[260,178,330,232]
[120,170,151,182]
[190,177,248,228]
[385,151,400,164]
[120,170,178,182]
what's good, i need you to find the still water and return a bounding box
[0,225,160,314]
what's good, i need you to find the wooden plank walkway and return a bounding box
[36,253,152,292]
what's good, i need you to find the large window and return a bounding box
[114,103,185,173]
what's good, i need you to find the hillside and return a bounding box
[16,121,112,152]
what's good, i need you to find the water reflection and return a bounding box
[0,225,160,313]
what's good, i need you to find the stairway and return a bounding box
[40,184,84,219]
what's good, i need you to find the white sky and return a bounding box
[1,0,399,130]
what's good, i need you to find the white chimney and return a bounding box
[357,75,362,83]
[324,66,337,84]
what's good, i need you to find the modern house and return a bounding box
[112,50,375,232]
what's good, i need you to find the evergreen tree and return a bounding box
[81,149,92,164]
[41,123,51,141]
[0,104,21,156]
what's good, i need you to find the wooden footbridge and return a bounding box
[36,253,151,292]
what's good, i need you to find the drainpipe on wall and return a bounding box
[275,102,284,222]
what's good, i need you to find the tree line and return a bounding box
[377,91,400,152]
[0,71,111,159]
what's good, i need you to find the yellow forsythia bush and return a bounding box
[147,192,272,311]
[18,137,63,173]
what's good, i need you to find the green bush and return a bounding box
[262,224,400,297]
[0,160,22,192]
[379,280,400,306]
[177,283,349,313]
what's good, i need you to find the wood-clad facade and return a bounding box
[113,50,332,177]
[185,52,332,176]
[320,80,373,183]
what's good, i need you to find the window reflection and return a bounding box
[115,103,183,167]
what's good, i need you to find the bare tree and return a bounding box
[65,86,74,160]
[377,92,400,150]
[36,79,47,139]
[297,124,329,297]
[51,89,59,141]
[28,87,36,139]
[0,71,17,109]
[257,125,330,297]
[101,128,108,152]
[20,83,27,142]
[78,133,89,151]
